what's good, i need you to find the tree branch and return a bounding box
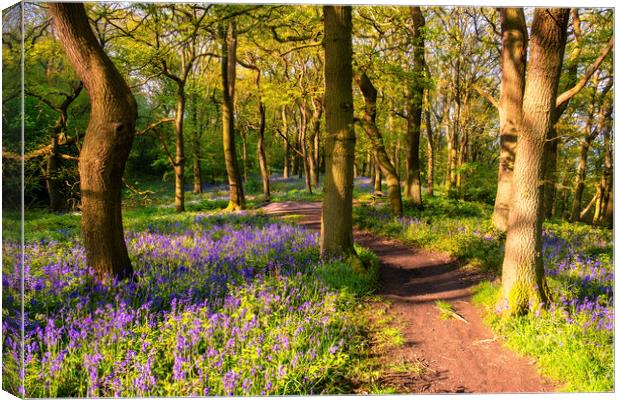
[556,36,614,109]
[471,83,499,110]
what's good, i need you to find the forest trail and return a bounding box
[261,201,556,394]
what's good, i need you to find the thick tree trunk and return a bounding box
[220,20,245,210]
[356,73,403,216]
[404,6,425,205]
[49,3,137,282]
[191,93,203,195]
[320,5,355,257]
[174,87,186,212]
[501,8,569,315]
[492,8,527,231]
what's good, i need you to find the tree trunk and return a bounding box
[49,3,137,282]
[174,86,186,212]
[356,72,403,216]
[308,98,322,188]
[501,8,569,315]
[320,5,355,257]
[299,101,313,193]
[404,6,425,205]
[492,8,527,231]
[191,93,203,194]
[257,89,270,201]
[570,134,593,222]
[220,20,245,210]
[374,156,382,193]
[241,129,248,183]
[46,134,64,211]
[425,89,434,196]
[282,106,290,178]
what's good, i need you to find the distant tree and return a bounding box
[320,5,356,257]
[501,8,570,314]
[356,72,403,216]
[49,2,137,281]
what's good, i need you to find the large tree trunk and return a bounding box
[404,6,425,205]
[320,5,355,257]
[220,20,245,210]
[174,86,186,212]
[374,156,382,192]
[356,73,403,216]
[191,93,203,194]
[501,8,569,315]
[492,8,528,231]
[49,3,137,282]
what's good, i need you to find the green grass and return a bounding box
[435,300,456,321]
[473,282,613,392]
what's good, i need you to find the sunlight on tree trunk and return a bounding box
[49,2,136,282]
[501,8,569,315]
[220,19,245,211]
[320,5,356,257]
[356,72,403,216]
[492,8,527,232]
[404,6,425,205]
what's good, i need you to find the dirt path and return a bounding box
[262,201,555,394]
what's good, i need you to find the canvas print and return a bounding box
[1,1,614,397]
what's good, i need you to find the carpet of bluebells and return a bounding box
[2,213,368,397]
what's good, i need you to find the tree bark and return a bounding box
[374,156,382,193]
[299,101,313,193]
[308,98,322,188]
[220,20,245,210]
[424,89,434,196]
[492,8,527,232]
[356,73,403,216]
[49,3,137,282]
[404,6,425,205]
[501,8,569,315]
[174,85,186,212]
[255,72,270,201]
[282,106,290,178]
[320,5,355,257]
[191,92,203,194]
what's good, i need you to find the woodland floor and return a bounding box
[262,201,556,394]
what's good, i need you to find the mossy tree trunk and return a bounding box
[356,72,403,216]
[49,3,137,282]
[320,5,356,257]
[501,7,569,315]
[404,6,425,205]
